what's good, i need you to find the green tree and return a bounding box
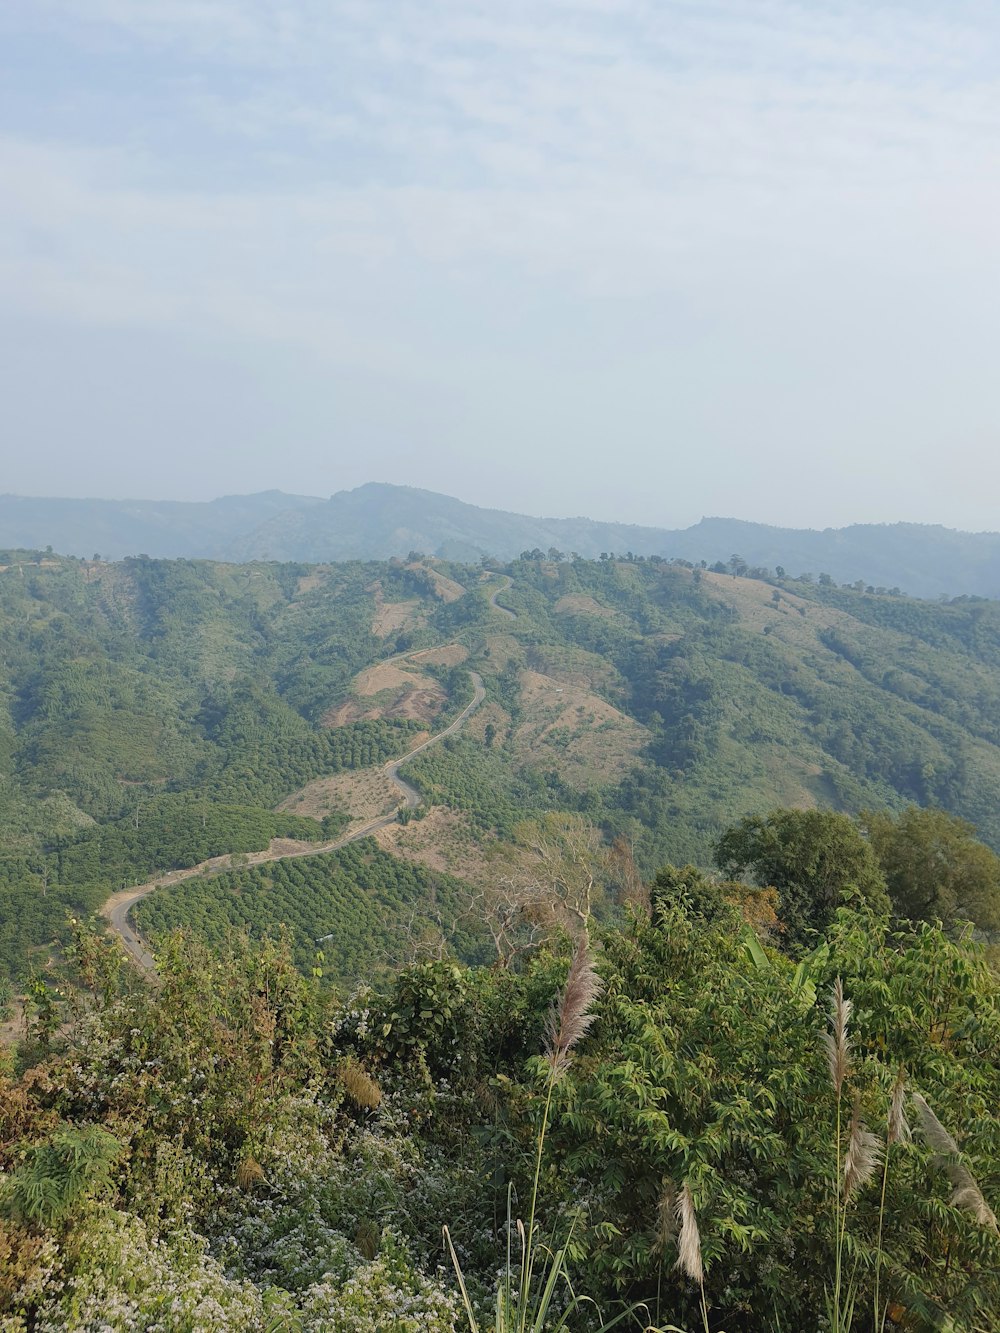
[715,809,890,944]
[651,863,728,923]
[1,1125,122,1228]
[862,805,1000,931]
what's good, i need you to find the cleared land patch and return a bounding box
[406,562,466,603]
[278,766,408,830]
[372,598,423,636]
[410,643,469,668]
[375,808,495,883]
[296,571,328,595]
[554,593,618,618]
[322,659,447,728]
[374,808,572,901]
[368,580,426,637]
[514,669,647,785]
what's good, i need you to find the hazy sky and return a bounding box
[3,1,1000,530]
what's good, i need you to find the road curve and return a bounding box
[104,670,485,974]
[484,573,516,620]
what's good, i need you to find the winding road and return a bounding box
[104,670,486,974]
[484,573,516,620]
[104,568,522,975]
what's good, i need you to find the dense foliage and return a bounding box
[0,798,323,986]
[3,876,1000,1330]
[0,556,432,978]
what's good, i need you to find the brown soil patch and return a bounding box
[698,572,883,656]
[373,599,422,636]
[514,669,647,784]
[410,643,468,667]
[407,563,466,603]
[324,687,446,729]
[322,659,447,728]
[296,571,327,594]
[266,837,325,857]
[369,579,425,636]
[375,808,493,882]
[554,594,617,618]
[374,810,545,893]
[701,570,813,629]
[356,662,425,695]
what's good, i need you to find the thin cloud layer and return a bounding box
[2,2,999,525]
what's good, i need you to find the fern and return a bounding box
[2,1125,122,1227]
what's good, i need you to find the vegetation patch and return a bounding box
[514,668,647,784]
[323,660,448,728]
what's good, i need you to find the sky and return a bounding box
[3,1,1000,531]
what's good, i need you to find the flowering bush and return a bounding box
[295,1232,460,1332]
[30,1209,264,1332]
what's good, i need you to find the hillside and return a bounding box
[0,490,322,561]
[4,550,1000,985]
[232,484,1000,599]
[6,483,1000,597]
[7,544,1000,1329]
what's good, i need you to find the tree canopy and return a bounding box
[863,805,1000,931]
[715,808,890,944]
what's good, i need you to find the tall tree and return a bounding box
[862,806,1000,930]
[715,809,889,944]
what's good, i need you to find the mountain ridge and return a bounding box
[4,482,1000,598]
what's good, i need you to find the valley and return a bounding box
[4,547,1000,988]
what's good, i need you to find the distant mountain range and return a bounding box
[0,490,322,562]
[3,482,1000,599]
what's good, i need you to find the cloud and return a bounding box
[3,1,1000,523]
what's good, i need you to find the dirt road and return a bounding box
[103,671,485,973]
[484,573,516,620]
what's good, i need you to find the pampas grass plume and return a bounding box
[844,1096,882,1198]
[912,1092,998,1233]
[544,935,602,1078]
[675,1183,704,1286]
[822,977,852,1096]
[656,1179,678,1252]
[887,1070,910,1146]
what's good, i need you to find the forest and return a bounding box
[5,550,1000,982]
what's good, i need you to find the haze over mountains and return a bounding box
[3,483,1000,600]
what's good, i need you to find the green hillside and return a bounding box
[3,549,1000,981]
[5,550,1000,1331]
[135,838,490,987]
